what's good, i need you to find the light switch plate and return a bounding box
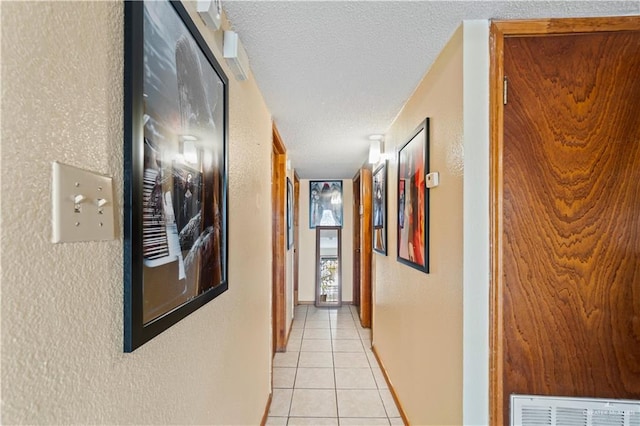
[52,161,115,243]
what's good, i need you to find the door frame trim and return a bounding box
[489,16,640,426]
[272,124,287,353]
[293,172,300,306]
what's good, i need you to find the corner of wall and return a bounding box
[462,19,490,426]
[373,26,464,425]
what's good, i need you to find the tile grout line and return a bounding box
[287,308,303,421]
[275,305,398,425]
[290,305,307,421]
[358,310,394,424]
[330,308,339,423]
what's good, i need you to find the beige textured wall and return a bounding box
[299,179,353,304]
[0,2,272,424]
[372,27,464,425]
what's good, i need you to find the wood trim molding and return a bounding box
[260,392,272,426]
[489,20,506,426]
[293,172,300,306]
[371,345,409,425]
[285,318,295,346]
[272,124,287,155]
[272,123,287,353]
[492,16,640,36]
[489,15,640,426]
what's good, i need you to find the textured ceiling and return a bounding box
[223,1,639,178]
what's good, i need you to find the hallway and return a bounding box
[267,305,402,425]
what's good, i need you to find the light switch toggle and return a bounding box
[74,194,87,204]
[97,198,108,207]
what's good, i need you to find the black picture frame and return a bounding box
[397,119,429,273]
[287,177,294,249]
[372,162,387,255]
[124,0,229,352]
[309,180,343,228]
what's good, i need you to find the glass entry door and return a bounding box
[315,226,341,307]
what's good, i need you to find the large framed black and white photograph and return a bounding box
[372,162,387,255]
[309,180,343,228]
[124,0,228,352]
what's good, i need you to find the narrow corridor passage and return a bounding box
[267,304,403,425]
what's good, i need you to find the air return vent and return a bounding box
[512,395,640,426]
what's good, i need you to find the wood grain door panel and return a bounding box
[500,30,640,423]
[360,167,373,328]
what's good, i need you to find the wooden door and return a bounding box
[491,18,640,425]
[353,172,361,309]
[359,167,373,328]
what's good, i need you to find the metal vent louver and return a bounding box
[512,395,640,426]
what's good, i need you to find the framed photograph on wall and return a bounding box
[372,162,387,255]
[123,0,229,352]
[287,177,294,249]
[309,180,343,228]
[397,118,429,272]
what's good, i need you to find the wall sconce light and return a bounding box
[368,134,384,164]
[197,0,222,30]
[223,31,250,81]
[180,135,198,164]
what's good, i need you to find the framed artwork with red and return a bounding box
[397,118,429,273]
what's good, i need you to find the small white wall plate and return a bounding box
[426,172,440,188]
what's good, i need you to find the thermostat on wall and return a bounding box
[426,172,440,188]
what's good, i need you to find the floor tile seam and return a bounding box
[286,415,338,419]
[339,419,392,422]
[291,350,301,408]
[334,386,379,390]
[374,388,394,419]
[357,332,376,370]
[280,387,294,419]
[333,367,374,370]
[293,387,338,390]
[330,320,340,426]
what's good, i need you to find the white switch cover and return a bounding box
[426,172,440,188]
[52,161,115,243]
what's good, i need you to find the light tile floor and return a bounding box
[268,304,403,426]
